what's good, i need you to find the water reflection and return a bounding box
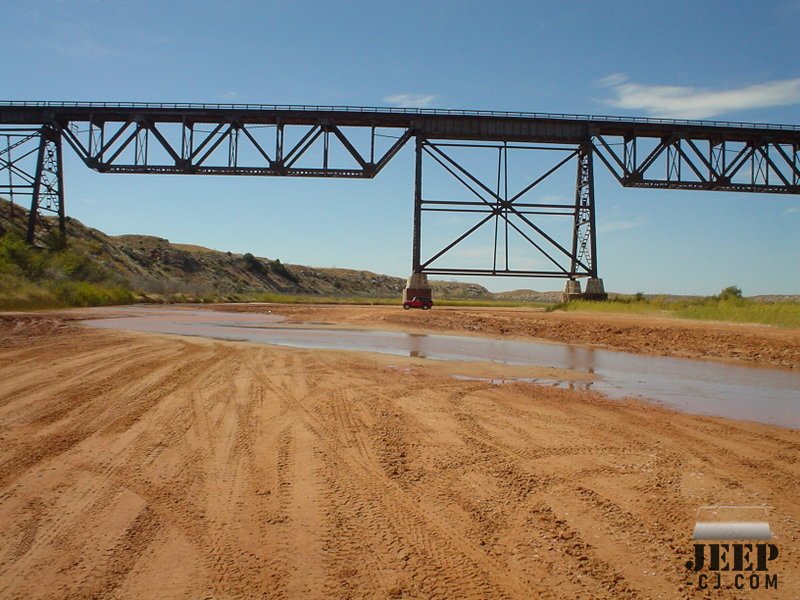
[564,344,597,373]
[82,306,800,429]
[407,333,427,359]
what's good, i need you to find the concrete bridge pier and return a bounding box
[583,277,608,300]
[562,279,582,302]
[562,278,607,302]
[403,272,432,302]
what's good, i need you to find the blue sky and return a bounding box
[2,0,799,295]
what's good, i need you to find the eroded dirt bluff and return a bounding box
[0,314,798,599]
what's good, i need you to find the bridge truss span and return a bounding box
[59,118,413,179]
[591,131,800,194]
[1,101,799,294]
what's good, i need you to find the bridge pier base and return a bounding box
[403,272,432,303]
[562,278,608,302]
[583,277,608,301]
[563,279,582,302]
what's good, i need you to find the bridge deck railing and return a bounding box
[1,100,798,132]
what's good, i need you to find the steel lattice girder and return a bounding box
[2,101,800,189]
[57,118,413,178]
[411,138,597,279]
[591,134,800,193]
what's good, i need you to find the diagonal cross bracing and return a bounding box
[1,101,798,281]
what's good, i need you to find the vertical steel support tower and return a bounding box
[26,125,65,244]
[405,136,606,299]
[566,142,605,298]
[571,143,596,278]
[412,135,423,274]
[404,135,433,301]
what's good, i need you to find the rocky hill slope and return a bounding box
[0,199,489,300]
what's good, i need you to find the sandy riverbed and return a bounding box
[211,303,800,369]
[0,307,798,599]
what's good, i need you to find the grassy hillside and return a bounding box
[0,198,490,309]
[0,227,136,310]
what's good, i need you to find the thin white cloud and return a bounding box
[596,73,628,88]
[597,74,800,119]
[597,216,647,234]
[784,206,800,215]
[383,93,438,108]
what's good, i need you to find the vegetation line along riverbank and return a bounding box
[549,287,800,328]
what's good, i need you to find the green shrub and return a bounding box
[717,285,743,301]
[267,258,299,284]
[46,281,136,307]
[0,231,136,310]
[47,247,109,282]
[0,233,46,277]
[242,252,267,275]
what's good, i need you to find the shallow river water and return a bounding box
[81,306,800,429]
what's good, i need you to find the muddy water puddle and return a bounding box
[81,306,800,428]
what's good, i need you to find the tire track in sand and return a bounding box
[250,354,529,600]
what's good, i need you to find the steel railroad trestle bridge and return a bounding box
[2,101,799,300]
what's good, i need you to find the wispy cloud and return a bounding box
[597,215,647,234]
[784,206,800,215]
[383,93,438,108]
[596,73,628,88]
[597,74,800,119]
